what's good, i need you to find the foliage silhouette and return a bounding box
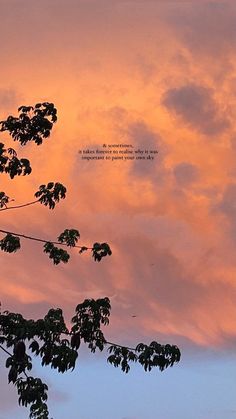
[0,103,181,418]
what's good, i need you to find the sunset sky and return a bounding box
[0,1,236,418]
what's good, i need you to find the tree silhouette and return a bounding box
[0,103,181,419]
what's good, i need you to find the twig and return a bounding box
[0,200,39,212]
[0,343,12,357]
[105,340,136,352]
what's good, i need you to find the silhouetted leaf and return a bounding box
[0,191,10,208]
[79,246,88,254]
[92,242,112,262]
[58,229,80,247]
[43,242,70,265]
[14,341,26,361]
[35,182,66,209]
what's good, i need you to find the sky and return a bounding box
[0,0,236,418]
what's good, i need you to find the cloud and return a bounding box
[127,121,162,178]
[127,121,157,149]
[164,2,236,58]
[173,162,199,187]
[215,183,236,240]
[105,230,236,348]
[162,83,229,136]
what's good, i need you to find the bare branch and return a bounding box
[0,200,40,212]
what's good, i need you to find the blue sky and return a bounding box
[1,346,236,419]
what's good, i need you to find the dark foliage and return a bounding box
[43,242,70,265]
[0,191,10,208]
[58,229,80,247]
[34,182,67,209]
[0,299,181,418]
[0,233,21,253]
[0,103,181,419]
[0,102,57,146]
[0,142,31,178]
[92,242,112,261]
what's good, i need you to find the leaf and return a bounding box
[71,333,81,350]
[58,229,80,247]
[29,341,40,354]
[43,242,70,265]
[13,341,26,361]
[0,191,10,208]
[79,246,88,254]
[8,366,18,383]
[5,356,13,368]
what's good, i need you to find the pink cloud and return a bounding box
[162,83,229,136]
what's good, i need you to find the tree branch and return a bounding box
[0,200,40,212]
[0,228,93,250]
[0,343,12,357]
[59,330,137,352]
[104,340,136,352]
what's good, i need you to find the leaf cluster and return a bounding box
[7,341,32,383]
[71,297,111,352]
[34,182,67,209]
[0,102,57,146]
[16,377,49,419]
[0,298,112,417]
[0,229,112,265]
[92,242,112,261]
[107,342,181,373]
[43,242,70,265]
[58,229,80,247]
[0,142,31,179]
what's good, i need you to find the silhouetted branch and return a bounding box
[105,340,136,352]
[0,228,93,250]
[0,343,12,356]
[0,200,40,212]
